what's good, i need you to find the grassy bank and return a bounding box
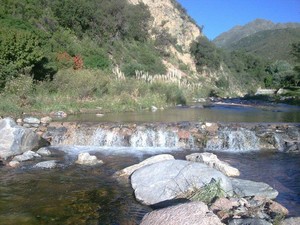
[0,69,191,118]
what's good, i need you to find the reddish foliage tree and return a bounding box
[73,55,84,70]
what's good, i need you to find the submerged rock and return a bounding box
[34,160,57,169]
[131,160,232,205]
[115,154,175,177]
[186,152,240,177]
[75,153,103,166]
[0,117,49,159]
[231,178,278,199]
[140,202,224,225]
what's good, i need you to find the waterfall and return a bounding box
[205,128,259,152]
[56,127,185,148]
[130,128,179,147]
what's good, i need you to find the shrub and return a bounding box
[150,83,186,105]
[184,179,226,204]
[51,69,110,99]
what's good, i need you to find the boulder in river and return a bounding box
[131,160,233,205]
[140,201,224,225]
[75,152,103,166]
[186,152,240,177]
[12,150,41,162]
[282,217,300,225]
[115,154,175,178]
[34,160,57,169]
[0,117,49,159]
[230,178,278,199]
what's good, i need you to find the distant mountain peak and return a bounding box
[213,18,300,48]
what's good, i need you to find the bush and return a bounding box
[190,37,222,72]
[51,69,110,99]
[150,83,186,105]
[0,26,44,87]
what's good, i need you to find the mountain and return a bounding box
[226,27,300,63]
[213,19,300,48]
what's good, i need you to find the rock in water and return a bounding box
[0,118,49,159]
[186,152,240,177]
[34,160,57,169]
[115,154,175,177]
[131,160,232,205]
[12,150,41,162]
[231,178,278,199]
[228,218,272,225]
[75,152,103,166]
[140,202,224,225]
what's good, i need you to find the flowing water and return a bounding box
[1,147,300,224]
[1,102,300,224]
[62,102,300,123]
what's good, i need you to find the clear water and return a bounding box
[61,103,300,123]
[0,148,299,225]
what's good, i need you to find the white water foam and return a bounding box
[205,128,260,152]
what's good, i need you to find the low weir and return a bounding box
[43,122,300,153]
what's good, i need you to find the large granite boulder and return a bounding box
[131,160,233,205]
[140,202,224,225]
[0,118,49,159]
[231,178,278,199]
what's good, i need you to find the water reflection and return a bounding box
[62,104,300,123]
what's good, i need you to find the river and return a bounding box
[1,101,300,224]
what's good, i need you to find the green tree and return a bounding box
[190,37,221,71]
[0,27,43,87]
[291,42,300,86]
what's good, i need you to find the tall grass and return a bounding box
[0,68,191,116]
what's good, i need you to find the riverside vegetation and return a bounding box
[1,0,300,117]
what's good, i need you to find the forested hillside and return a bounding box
[0,1,299,116]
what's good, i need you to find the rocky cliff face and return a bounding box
[129,0,202,71]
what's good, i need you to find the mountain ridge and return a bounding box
[213,18,300,48]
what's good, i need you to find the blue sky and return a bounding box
[177,0,300,40]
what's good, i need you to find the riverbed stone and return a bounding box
[186,152,240,177]
[37,147,52,156]
[115,154,175,177]
[230,178,278,199]
[23,117,40,124]
[228,218,272,225]
[131,160,233,205]
[75,152,103,166]
[40,116,52,124]
[282,217,300,225]
[0,117,49,159]
[9,160,20,168]
[34,160,57,169]
[140,202,224,225]
[12,150,41,162]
